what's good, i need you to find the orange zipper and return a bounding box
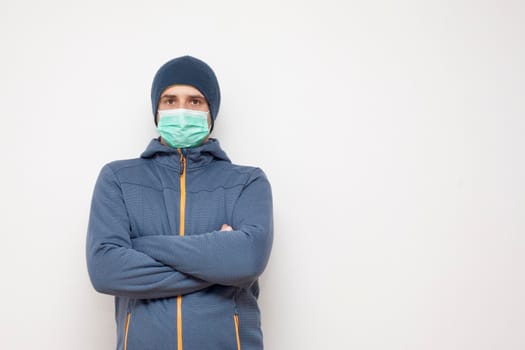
[177,150,187,350]
[178,150,186,237]
[123,312,131,350]
[234,314,241,350]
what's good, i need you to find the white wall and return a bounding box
[1,0,524,349]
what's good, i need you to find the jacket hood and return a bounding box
[141,138,231,169]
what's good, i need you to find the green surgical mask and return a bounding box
[157,108,210,148]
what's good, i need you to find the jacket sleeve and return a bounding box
[86,164,212,299]
[131,168,273,288]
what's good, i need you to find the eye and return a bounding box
[161,97,175,105]
[190,98,201,105]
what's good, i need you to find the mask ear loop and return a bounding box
[207,111,214,134]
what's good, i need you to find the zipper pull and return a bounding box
[178,151,185,175]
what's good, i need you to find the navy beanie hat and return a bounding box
[151,55,221,128]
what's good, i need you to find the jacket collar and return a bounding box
[141,137,231,171]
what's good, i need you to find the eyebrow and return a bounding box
[160,94,205,99]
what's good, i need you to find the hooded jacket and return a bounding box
[86,138,273,350]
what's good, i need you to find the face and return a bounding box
[156,85,213,147]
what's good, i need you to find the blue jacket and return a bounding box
[86,138,273,350]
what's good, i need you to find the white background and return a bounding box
[1,0,524,349]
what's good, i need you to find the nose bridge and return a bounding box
[175,96,186,109]
[181,94,192,109]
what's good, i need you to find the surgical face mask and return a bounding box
[157,108,210,148]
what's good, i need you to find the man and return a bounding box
[86,55,273,350]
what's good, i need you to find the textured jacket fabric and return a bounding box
[86,138,273,350]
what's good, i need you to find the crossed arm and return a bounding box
[86,164,273,299]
